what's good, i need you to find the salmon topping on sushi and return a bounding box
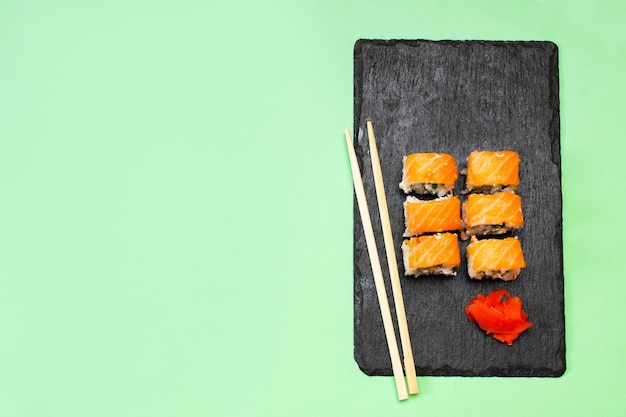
[466,236,526,280]
[462,192,524,238]
[403,195,462,236]
[399,153,458,196]
[402,233,460,277]
[465,150,520,193]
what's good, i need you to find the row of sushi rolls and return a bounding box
[399,150,526,281]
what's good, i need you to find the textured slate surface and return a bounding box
[353,39,564,377]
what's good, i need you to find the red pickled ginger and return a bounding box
[465,289,532,345]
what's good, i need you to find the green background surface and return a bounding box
[0,0,624,416]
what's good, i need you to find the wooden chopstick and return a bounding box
[366,121,418,395]
[344,128,408,401]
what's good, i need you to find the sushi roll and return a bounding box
[403,195,462,237]
[402,233,461,277]
[461,192,524,239]
[399,153,458,197]
[465,150,520,193]
[466,236,526,281]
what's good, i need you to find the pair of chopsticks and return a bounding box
[345,121,418,400]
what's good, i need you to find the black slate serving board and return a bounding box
[353,39,565,377]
